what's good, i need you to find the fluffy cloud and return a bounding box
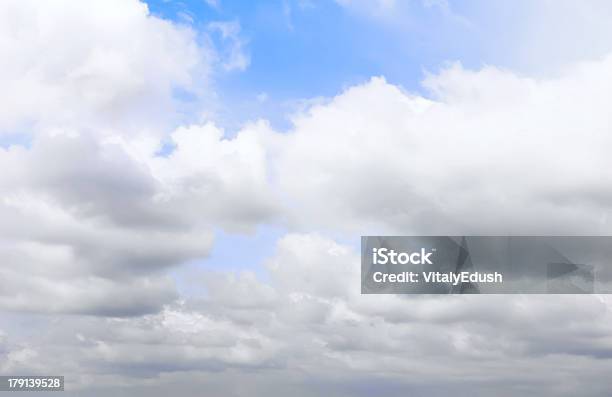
[0,0,209,135]
[0,0,273,316]
[0,121,276,315]
[275,59,612,234]
[2,235,612,396]
[2,22,612,319]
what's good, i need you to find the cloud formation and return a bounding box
[1,1,612,396]
[2,235,612,396]
[0,0,272,316]
[0,122,277,315]
[275,60,612,235]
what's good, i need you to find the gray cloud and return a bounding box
[0,125,278,315]
[1,235,612,396]
[0,0,273,317]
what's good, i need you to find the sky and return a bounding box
[143,0,612,130]
[1,0,612,396]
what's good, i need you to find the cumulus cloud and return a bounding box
[0,0,274,316]
[0,0,210,135]
[0,121,277,315]
[275,59,612,235]
[2,235,612,396]
[2,17,612,316]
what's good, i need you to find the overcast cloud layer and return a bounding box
[1,1,612,396]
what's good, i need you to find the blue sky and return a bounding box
[143,0,612,133]
[144,0,493,131]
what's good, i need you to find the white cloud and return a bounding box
[3,38,612,318]
[501,0,612,74]
[274,59,612,235]
[0,121,276,315]
[208,21,250,72]
[0,0,267,316]
[0,0,210,135]
[204,0,220,8]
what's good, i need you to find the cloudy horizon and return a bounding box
[1,0,612,395]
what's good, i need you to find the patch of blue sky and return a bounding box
[0,131,33,149]
[171,225,362,297]
[143,0,492,132]
[171,224,286,296]
[204,225,286,274]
